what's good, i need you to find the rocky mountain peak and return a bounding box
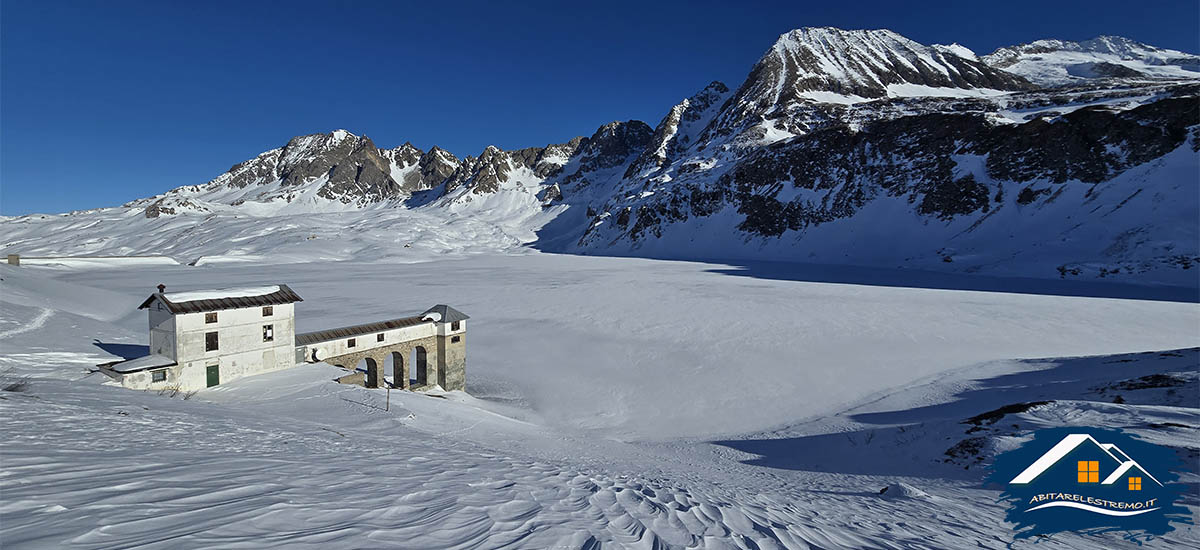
[758,27,1031,99]
[703,27,1034,148]
[577,121,653,171]
[982,35,1200,87]
[625,81,732,179]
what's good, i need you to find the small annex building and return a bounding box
[100,284,468,393]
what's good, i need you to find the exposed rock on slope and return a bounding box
[4,27,1198,286]
[982,36,1200,87]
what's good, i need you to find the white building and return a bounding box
[100,284,468,393]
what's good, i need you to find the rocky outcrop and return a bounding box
[625,81,730,179]
[580,83,1200,244]
[981,36,1200,87]
[116,26,1198,283]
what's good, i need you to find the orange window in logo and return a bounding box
[1129,477,1142,491]
[1077,461,1099,483]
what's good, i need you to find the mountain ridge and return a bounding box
[3,27,1198,287]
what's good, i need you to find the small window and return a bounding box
[263,324,274,342]
[1129,477,1142,491]
[205,331,219,352]
[376,333,385,342]
[451,335,461,343]
[451,321,461,331]
[152,370,166,382]
[1077,461,1099,483]
[347,338,356,348]
[205,312,218,324]
[262,306,273,317]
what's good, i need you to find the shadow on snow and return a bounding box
[712,348,1199,480]
[704,260,1199,303]
[92,340,150,360]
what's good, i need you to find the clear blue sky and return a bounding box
[2,0,1196,215]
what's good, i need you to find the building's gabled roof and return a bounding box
[421,304,470,323]
[295,315,428,346]
[138,284,303,314]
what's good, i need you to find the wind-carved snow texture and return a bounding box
[2,27,1197,288]
[1,257,1197,549]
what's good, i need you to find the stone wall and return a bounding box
[437,333,466,391]
[321,336,438,389]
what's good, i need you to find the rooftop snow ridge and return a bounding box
[164,285,283,303]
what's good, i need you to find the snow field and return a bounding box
[1,256,1197,549]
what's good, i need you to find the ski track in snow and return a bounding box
[0,308,51,339]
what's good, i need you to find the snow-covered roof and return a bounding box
[108,354,177,374]
[295,315,428,346]
[138,284,303,314]
[165,285,281,303]
[421,304,469,323]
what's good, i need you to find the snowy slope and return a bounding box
[2,28,1198,289]
[983,36,1200,87]
[2,257,1198,548]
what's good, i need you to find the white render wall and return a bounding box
[119,302,466,391]
[301,320,441,363]
[147,304,176,360]
[438,319,465,337]
[124,300,299,391]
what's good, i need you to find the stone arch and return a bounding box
[360,357,381,388]
[385,351,405,388]
[412,346,428,387]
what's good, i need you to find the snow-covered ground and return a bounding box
[2,254,1197,549]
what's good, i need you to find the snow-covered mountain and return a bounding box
[3,27,1198,286]
[982,36,1200,87]
[724,28,1032,105]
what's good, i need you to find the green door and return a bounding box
[206,364,220,387]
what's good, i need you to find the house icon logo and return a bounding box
[988,427,1191,540]
[1010,433,1162,515]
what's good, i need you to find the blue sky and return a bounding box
[2,0,1197,215]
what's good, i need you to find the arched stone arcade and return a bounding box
[316,337,438,390]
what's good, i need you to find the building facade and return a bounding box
[101,284,468,393]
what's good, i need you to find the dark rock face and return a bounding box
[581,85,1199,245]
[312,137,400,203]
[919,174,989,219]
[133,26,1197,285]
[579,121,654,172]
[711,28,1033,140]
[626,82,731,179]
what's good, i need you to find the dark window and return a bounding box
[376,333,385,342]
[262,306,273,317]
[451,335,461,343]
[152,370,166,382]
[205,331,219,351]
[263,324,274,342]
[205,312,218,324]
[451,321,461,331]
[347,338,356,348]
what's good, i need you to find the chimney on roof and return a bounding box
[157,284,166,293]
